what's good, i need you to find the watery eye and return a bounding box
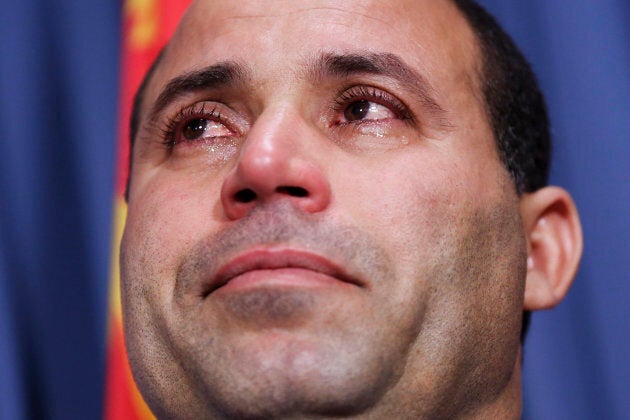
[343,100,395,122]
[344,100,371,121]
[178,117,232,143]
[183,118,209,141]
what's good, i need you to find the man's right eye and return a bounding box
[182,118,210,140]
[161,102,234,148]
[180,117,231,142]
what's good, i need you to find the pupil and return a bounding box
[345,100,370,121]
[183,118,208,140]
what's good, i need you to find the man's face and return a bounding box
[121,0,527,417]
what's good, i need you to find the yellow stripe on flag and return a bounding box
[125,0,159,50]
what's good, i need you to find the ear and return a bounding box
[520,187,583,311]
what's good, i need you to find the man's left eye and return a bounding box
[344,100,396,122]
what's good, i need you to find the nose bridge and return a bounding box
[240,103,301,167]
[220,102,331,219]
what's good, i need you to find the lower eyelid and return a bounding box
[162,102,244,146]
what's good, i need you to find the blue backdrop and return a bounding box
[0,1,628,418]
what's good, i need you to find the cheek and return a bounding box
[330,148,517,310]
[335,153,473,254]
[123,173,224,297]
[338,154,524,396]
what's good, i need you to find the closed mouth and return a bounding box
[203,247,363,297]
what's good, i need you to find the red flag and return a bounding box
[104,1,190,418]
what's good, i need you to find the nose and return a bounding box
[220,108,331,220]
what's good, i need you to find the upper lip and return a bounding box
[204,247,363,296]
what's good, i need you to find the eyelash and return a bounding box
[158,86,412,147]
[160,103,224,148]
[332,85,413,124]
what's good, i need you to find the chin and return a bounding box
[172,329,399,419]
[195,378,384,419]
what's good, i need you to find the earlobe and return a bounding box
[521,187,583,311]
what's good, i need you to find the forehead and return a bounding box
[148,0,481,101]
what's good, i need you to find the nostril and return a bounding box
[277,186,309,197]
[233,187,308,204]
[234,189,257,203]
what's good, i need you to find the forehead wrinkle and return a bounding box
[218,4,391,22]
[288,5,391,24]
[147,61,252,125]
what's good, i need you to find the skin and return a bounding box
[120,0,555,418]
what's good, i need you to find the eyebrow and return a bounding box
[147,61,249,123]
[147,51,447,125]
[310,51,447,116]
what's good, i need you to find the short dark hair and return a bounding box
[127,0,551,337]
[125,48,165,201]
[129,49,165,158]
[452,0,551,194]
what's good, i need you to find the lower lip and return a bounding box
[216,268,347,293]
